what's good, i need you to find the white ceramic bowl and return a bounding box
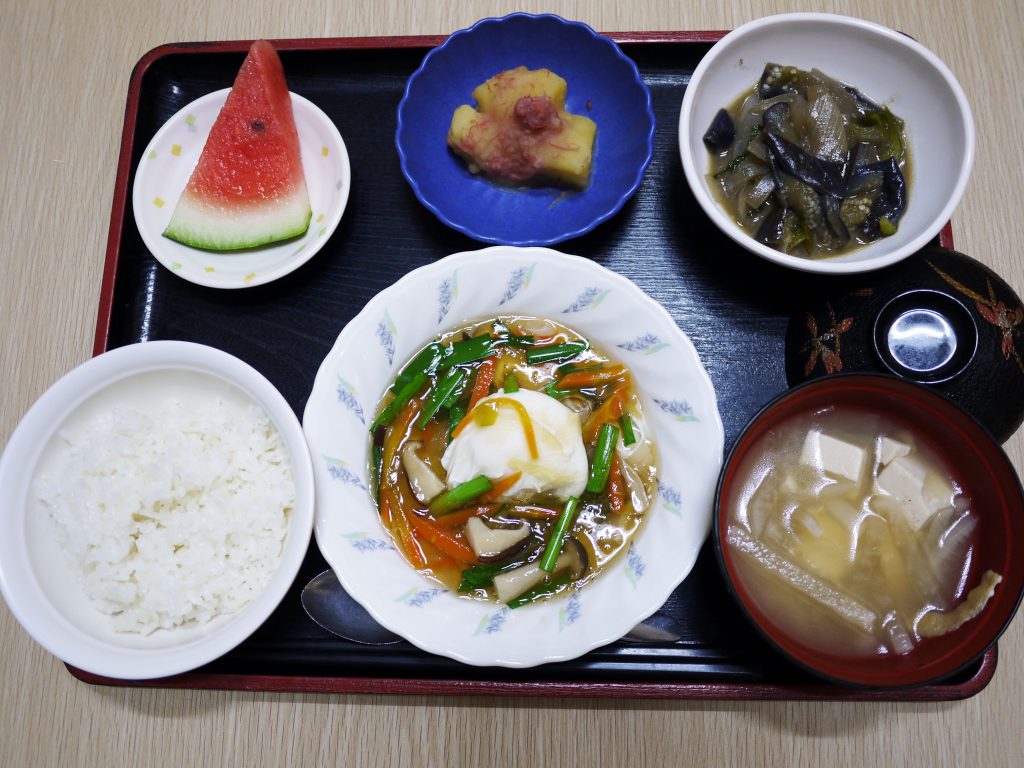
[0,341,314,679]
[304,246,724,667]
[679,13,974,274]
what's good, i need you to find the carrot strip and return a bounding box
[385,489,428,569]
[582,379,630,443]
[433,504,498,528]
[557,365,627,390]
[407,513,477,563]
[478,472,522,503]
[607,454,626,514]
[467,355,498,411]
[381,396,423,484]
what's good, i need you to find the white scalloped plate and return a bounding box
[303,247,724,667]
[132,89,350,289]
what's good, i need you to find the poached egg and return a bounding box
[441,388,587,499]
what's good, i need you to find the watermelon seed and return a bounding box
[250,120,266,133]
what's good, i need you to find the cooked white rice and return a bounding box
[35,395,293,634]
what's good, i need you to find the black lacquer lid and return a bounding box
[785,247,1024,443]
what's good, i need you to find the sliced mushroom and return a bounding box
[511,317,557,338]
[618,455,650,514]
[492,536,589,603]
[400,441,446,504]
[562,537,589,579]
[465,517,532,562]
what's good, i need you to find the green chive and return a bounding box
[430,475,493,516]
[392,344,443,393]
[438,335,494,368]
[619,414,636,447]
[508,571,572,609]
[418,368,467,428]
[503,374,520,393]
[586,424,619,493]
[448,401,467,438]
[370,441,382,494]
[555,361,600,377]
[525,341,588,366]
[539,496,580,572]
[370,371,427,431]
[543,382,570,399]
[879,216,897,236]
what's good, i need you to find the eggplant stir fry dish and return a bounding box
[370,316,658,608]
[704,63,910,258]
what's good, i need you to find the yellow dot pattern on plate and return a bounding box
[171,144,182,156]
[244,273,256,284]
[316,213,325,223]
[321,146,329,157]
[186,115,196,126]
[147,149,157,159]
[153,197,165,208]
[204,266,215,273]
[172,262,182,270]
[319,227,326,237]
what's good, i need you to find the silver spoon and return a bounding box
[300,569,402,645]
[301,568,681,645]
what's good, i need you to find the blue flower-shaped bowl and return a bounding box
[396,13,655,246]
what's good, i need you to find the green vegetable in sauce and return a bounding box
[538,496,580,572]
[525,341,589,366]
[429,475,493,515]
[418,368,467,428]
[370,371,428,431]
[586,424,620,493]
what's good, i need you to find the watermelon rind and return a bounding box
[163,192,312,251]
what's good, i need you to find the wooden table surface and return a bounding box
[2,0,1022,765]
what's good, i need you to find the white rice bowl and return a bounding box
[0,341,314,679]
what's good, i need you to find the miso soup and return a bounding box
[726,405,1001,658]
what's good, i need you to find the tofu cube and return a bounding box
[877,436,912,467]
[800,431,866,483]
[873,456,933,530]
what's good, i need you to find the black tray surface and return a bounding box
[107,41,979,689]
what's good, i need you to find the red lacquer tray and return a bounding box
[72,31,992,700]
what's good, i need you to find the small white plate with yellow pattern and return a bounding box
[303,246,725,667]
[132,88,350,289]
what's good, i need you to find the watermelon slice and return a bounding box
[163,41,311,250]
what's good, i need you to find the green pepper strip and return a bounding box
[539,496,580,572]
[526,341,589,366]
[429,475,493,516]
[392,343,443,393]
[417,368,467,429]
[370,371,427,431]
[619,414,637,447]
[508,571,573,609]
[586,424,620,494]
[438,335,494,368]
